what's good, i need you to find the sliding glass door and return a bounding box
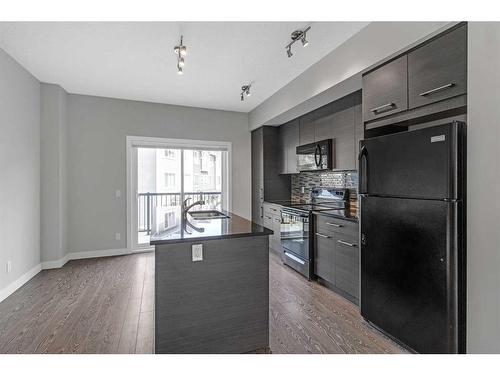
[131,143,228,248]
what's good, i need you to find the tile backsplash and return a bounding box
[291,170,358,203]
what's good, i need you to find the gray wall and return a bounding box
[249,22,451,129]
[40,83,68,263]
[66,94,250,253]
[0,48,40,290]
[466,22,500,353]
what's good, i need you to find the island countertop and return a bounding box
[150,207,273,245]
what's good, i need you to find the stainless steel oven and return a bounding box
[280,208,311,278]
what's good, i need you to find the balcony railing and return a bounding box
[138,192,222,234]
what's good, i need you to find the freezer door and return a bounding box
[359,122,465,200]
[360,196,460,353]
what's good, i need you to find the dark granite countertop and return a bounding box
[313,209,359,223]
[150,207,273,245]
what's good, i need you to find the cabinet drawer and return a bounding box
[262,214,274,231]
[408,24,466,109]
[314,232,335,284]
[315,214,358,236]
[362,55,408,122]
[335,233,359,299]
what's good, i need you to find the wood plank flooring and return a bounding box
[0,253,154,354]
[0,251,404,354]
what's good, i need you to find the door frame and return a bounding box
[126,135,232,252]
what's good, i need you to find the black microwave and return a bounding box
[296,139,333,172]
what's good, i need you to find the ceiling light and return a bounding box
[240,84,252,102]
[174,36,187,74]
[301,33,309,47]
[285,26,311,58]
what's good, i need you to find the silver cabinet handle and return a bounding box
[315,232,331,239]
[338,240,357,247]
[370,102,394,113]
[265,216,272,220]
[419,83,454,96]
[326,222,343,228]
[270,208,277,212]
[275,218,281,223]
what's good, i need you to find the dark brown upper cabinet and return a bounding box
[408,24,467,109]
[279,119,300,174]
[362,55,408,122]
[298,112,315,146]
[314,93,359,171]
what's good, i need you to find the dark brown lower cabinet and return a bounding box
[313,214,359,304]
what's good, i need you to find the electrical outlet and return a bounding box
[115,232,121,241]
[115,189,121,198]
[192,244,203,262]
[6,261,12,274]
[301,186,305,194]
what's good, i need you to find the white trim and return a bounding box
[42,248,131,270]
[131,246,155,254]
[41,254,70,270]
[0,263,42,303]
[126,135,233,251]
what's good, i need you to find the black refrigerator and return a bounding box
[358,122,466,354]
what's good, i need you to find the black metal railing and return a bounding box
[138,192,222,234]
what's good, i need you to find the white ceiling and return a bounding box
[0,22,368,112]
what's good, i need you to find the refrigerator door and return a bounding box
[360,196,461,353]
[358,122,465,200]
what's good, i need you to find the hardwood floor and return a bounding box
[0,253,154,354]
[0,251,404,354]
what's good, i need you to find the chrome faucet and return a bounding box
[182,197,205,215]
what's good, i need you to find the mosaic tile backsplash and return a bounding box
[291,170,358,204]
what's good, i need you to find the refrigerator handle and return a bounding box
[358,145,368,194]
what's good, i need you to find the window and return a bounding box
[164,149,176,159]
[164,173,176,189]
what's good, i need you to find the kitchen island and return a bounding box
[150,207,272,354]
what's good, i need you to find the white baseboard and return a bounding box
[41,254,70,270]
[132,246,154,254]
[0,263,42,304]
[0,248,138,304]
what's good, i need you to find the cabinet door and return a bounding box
[362,55,408,122]
[251,128,264,225]
[334,233,359,300]
[299,112,315,146]
[283,119,300,174]
[331,105,355,171]
[314,232,335,284]
[353,97,363,171]
[408,24,467,109]
[314,104,334,142]
[278,126,288,174]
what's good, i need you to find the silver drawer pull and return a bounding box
[419,83,454,96]
[338,240,357,247]
[315,232,331,239]
[275,218,281,223]
[370,102,394,113]
[270,208,277,212]
[326,222,343,228]
[265,216,272,220]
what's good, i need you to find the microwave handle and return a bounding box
[314,144,322,167]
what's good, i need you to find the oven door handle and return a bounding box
[284,251,306,265]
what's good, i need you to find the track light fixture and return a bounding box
[240,84,251,101]
[174,36,187,75]
[285,26,311,58]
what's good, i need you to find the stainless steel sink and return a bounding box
[188,210,229,220]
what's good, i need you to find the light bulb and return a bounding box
[177,67,184,75]
[301,36,309,47]
[180,46,187,56]
[178,57,185,67]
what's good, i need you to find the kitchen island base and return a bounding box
[154,235,269,354]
